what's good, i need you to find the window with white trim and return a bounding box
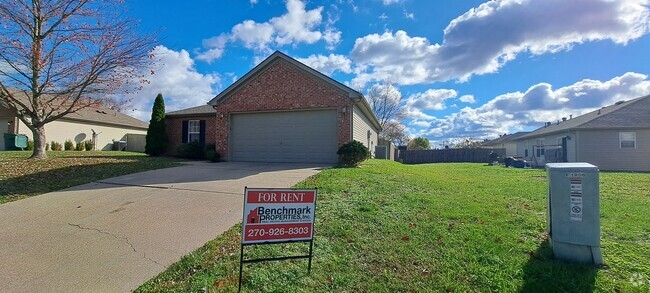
[188,120,200,142]
[619,132,636,149]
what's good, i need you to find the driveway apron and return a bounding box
[0,162,326,292]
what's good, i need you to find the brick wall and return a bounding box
[166,115,217,155]
[214,59,353,159]
[215,60,352,156]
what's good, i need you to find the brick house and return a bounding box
[165,105,216,154]
[166,51,381,163]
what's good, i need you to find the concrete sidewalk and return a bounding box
[0,162,326,292]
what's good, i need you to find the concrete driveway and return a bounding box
[0,162,327,292]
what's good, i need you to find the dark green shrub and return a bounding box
[51,141,62,151]
[45,142,50,151]
[176,141,204,159]
[145,94,168,156]
[205,149,220,162]
[205,143,216,152]
[64,139,74,151]
[27,139,34,150]
[84,140,94,151]
[337,140,370,166]
[75,141,84,151]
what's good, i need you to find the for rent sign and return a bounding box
[242,188,317,244]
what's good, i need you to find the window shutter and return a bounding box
[182,120,188,143]
[199,120,206,145]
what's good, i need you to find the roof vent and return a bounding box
[598,109,601,115]
[562,117,567,121]
[615,100,625,105]
[569,115,573,119]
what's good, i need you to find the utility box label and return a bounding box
[569,177,583,221]
[242,188,317,244]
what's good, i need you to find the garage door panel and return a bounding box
[231,110,338,163]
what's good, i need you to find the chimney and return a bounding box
[562,117,567,121]
[598,109,601,115]
[569,115,573,119]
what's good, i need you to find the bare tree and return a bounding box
[453,137,484,149]
[366,82,405,138]
[0,0,154,159]
[382,120,410,146]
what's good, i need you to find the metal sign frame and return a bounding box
[238,187,317,291]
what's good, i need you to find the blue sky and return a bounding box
[121,0,650,146]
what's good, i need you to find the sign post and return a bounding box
[238,187,317,291]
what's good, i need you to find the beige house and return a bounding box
[482,132,530,156]
[514,95,650,171]
[1,105,148,151]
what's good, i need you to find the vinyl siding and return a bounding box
[352,105,378,157]
[576,129,650,171]
[516,132,576,165]
[16,119,147,151]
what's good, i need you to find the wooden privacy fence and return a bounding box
[398,148,506,164]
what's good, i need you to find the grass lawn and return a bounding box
[0,151,180,204]
[138,160,650,292]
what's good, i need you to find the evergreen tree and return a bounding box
[145,94,168,156]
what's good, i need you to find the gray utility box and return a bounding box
[546,163,603,265]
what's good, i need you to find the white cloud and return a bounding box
[383,0,401,5]
[459,95,475,103]
[378,13,388,20]
[350,0,650,87]
[413,72,650,141]
[197,0,341,62]
[404,11,414,19]
[404,89,458,118]
[116,46,220,121]
[296,54,352,75]
[271,0,323,45]
[250,0,258,4]
[231,20,276,51]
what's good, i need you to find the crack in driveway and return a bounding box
[94,181,243,196]
[67,223,162,266]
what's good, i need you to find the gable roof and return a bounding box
[166,105,216,116]
[518,95,650,140]
[1,89,148,129]
[62,107,149,129]
[207,51,382,131]
[483,132,530,145]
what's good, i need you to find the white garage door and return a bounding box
[230,110,338,163]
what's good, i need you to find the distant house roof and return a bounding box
[166,105,216,116]
[1,88,148,129]
[518,95,650,140]
[483,132,530,146]
[63,108,148,129]
[207,51,382,131]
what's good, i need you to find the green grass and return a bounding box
[0,151,180,204]
[137,160,650,292]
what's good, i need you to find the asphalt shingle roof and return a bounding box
[1,89,148,129]
[518,95,650,140]
[483,132,530,145]
[166,105,216,116]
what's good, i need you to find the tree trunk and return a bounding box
[30,126,47,159]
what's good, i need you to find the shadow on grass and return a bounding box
[0,161,176,199]
[521,239,599,292]
[1,160,331,203]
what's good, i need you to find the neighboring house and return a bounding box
[167,51,382,163]
[482,132,530,156]
[1,101,148,151]
[514,95,650,171]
